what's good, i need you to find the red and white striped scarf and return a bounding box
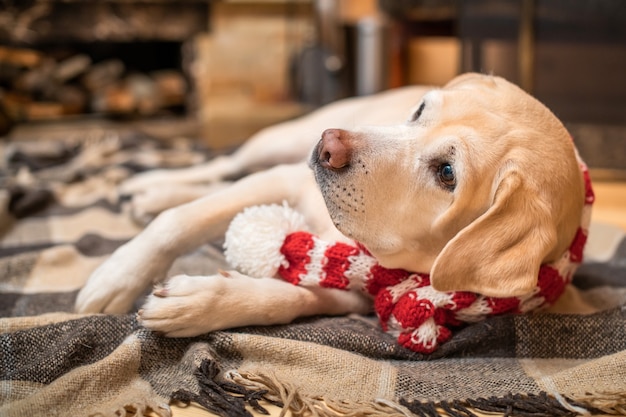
[225,161,594,353]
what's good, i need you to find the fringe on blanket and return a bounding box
[569,392,626,416]
[171,360,283,417]
[179,359,625,417]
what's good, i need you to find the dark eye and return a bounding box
[410,101,425,122]
[437,163,456,190]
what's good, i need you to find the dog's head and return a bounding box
[310,73,585,298]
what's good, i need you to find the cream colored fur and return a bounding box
[75,73,586,337]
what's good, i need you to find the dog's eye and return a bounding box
[437,163,456,190]
[410,101,426,122]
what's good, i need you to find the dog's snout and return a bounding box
[318,128,351,170]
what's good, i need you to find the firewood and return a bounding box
[2,92,31,120]
[82,59,125,93]
[56,85,87,115]
[0,98,15,136]
[3,45,188,119]
[152,70,187,107]
[12,58,55,94]
[25,101,65,120]
[53,54,91,84]
[92,82,134,114]
[127,73,160,115]
[0,46,43,69]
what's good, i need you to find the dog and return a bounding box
[75,73,588,343]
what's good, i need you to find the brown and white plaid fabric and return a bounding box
[1,132,625,417]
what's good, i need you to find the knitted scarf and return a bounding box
[225,162,594,354]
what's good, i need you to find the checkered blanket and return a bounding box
[1,131,625,417]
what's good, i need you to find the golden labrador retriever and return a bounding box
[75,73,588,346]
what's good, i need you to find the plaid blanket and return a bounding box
[1,131,625,417]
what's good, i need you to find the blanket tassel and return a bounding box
[171,359,283,417]
[228,371,613,417]
[179,362,616,417]
[571,391,626,416]
[226,370,423,417]
[401,392,604,417]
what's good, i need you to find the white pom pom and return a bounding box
[224,202,308,277]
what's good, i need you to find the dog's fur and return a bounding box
[75,73,586,337]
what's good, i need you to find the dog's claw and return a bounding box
[218,269,231,278]
[153,286,168,297]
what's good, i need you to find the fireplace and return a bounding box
[0,0,211,129]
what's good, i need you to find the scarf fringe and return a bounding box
[183,360,621,417]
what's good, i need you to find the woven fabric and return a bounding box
[1,132,625,416]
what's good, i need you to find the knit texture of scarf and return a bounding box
[225,162,594,354]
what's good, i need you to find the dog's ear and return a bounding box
[430,166,557,297]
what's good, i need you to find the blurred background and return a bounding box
[0,0,625,176]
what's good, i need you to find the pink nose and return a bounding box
[318,129,351,170]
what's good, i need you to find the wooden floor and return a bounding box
[590,181,626,230]
[171,179,626,417]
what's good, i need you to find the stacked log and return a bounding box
[0,45,188,122]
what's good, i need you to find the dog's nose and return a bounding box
[318,129,350,170]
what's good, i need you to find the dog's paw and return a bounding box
[128,187,176,226]
[138,271,250,337]
[127,183,232,226]
[75,267,143,314]
[75,243,169,314]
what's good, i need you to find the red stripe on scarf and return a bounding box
[320,242,359,289]
[279,231,315,285]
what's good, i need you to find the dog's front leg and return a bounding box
[138,270,372,337]
[75,163,315,314]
